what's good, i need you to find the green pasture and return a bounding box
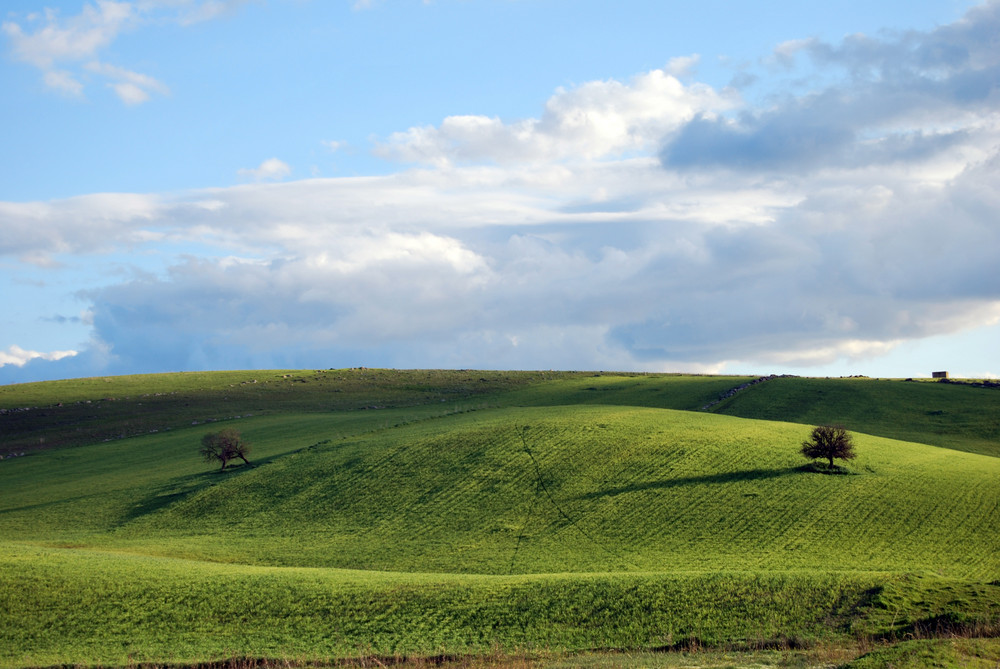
[5,369,998,457]
[1,370,999,667]
[0,544,882,666]
[4,405,998,576]
[711,376,1000,457]
[3,543,998,668]
[0,370,747,453]
[846,637,1000,668]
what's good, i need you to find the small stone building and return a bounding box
[932,371,949,379]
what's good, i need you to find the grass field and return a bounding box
[711,375,1000,457]
[1,370,999,667]
[0,370,748,453]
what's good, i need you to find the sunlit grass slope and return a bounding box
[3,405,998,577]
[711,376,1000,457]
[0,543,909,668]
[4,543,999,667]
[111,407,1000,576]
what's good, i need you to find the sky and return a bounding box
[1,0,999,383]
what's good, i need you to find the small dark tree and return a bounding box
[801,425,856,468]
[200,428,251,471]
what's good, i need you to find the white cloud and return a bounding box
[662,1,1000,172]
[0,192,162,265]
[1,2,134,69]
[3,2,999,379]
[112,82,151,104]
[4,137,999,374]
[238,158,292,182]
[375,65,734,165]
[664,55,700,78]
[2,0,245,104]
[42,69,85,97]
[0,345,78,368]
[771,38,814,66]
[86,60,170,103]
[171,0,253,25]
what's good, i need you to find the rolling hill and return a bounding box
[1,370,998,667]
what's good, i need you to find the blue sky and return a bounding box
[2,0,998,382]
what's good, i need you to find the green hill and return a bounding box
[0,370,747,453]
[709,376,1000,457]
[12,405,991,577]
[1,370,999,667]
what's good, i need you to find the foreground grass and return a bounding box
[5,542,998,668]
[439,639,1000,668]
[0,543,859,665]
[845,637,1000,668]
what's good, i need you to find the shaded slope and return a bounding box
[0,369,544,453]
[0,370,748,453]
[709,377,1000,457]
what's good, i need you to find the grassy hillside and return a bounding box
[3,548,997,668]
[1,370,999,667]
[0,542,910,667]
[6,369,999,457]
[7,405,988,577]
[710,376,1000,457]
[0,370,748,454]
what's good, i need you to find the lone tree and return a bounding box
[801,425,856,468]
[200,428,251,471]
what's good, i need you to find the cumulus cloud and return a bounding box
[0,193,162,265]
[2,2,999,380]
[376,64,733,165]
[10,141,998,377]
[661,1,1000,171]
[80,235,490,370]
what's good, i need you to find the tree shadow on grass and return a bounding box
[0,494,94,516]
[575,466,805,501]
[122,450,290,522]
[801,461,858,475]
[0,452,293,522]
[122,470,220,521]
